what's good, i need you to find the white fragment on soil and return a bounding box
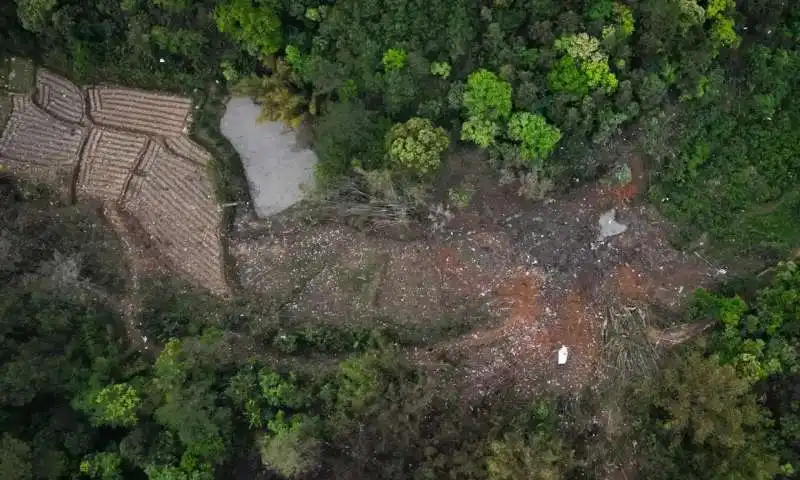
[597,208,628,241]
[558,345,569,365]
[220,97,317,218]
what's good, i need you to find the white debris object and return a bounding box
[597,208,628,241]
[558,345,569,365]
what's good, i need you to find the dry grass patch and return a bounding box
[602,306,659,382]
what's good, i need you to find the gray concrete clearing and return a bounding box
[220,97,317,218]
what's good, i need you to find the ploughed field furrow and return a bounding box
[0,95,86,169]
[78,127,148,201]
[125,140,160,199]
[87,87,192,137]
[36,83,50,110]
[165,135,212,166]
[88,88,102,113]
[123,142,227,293]
[35,69,85,124]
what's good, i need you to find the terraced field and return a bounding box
[0,95,87,196]
[87,86,192,137]
[0,68,228,293]
[37,68,85,124]
[124,141,226,293]
[78,128,150,201]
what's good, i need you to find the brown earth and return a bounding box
[232,149,720,396]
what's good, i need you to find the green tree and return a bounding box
[151,338,232,465]
[14,0,55,32]
[149,26,207,58]
[430,61,451,78]
[151,0,191,10]
[0,434,32,480]
[460,118,500,147]
[313,100,392,183]
[486,400,573,480]
[385,117,449,176]
[462,69,513,121]
[260,414,322,478]
[487,432,571,480]
[80,452,123,480]
[382,48,408,71]
[215,0,283,56]
[506,112,562,167]
[88,383,141,428]
[548,33,618,96]
[233,59,306,128]
[635,352,782,479]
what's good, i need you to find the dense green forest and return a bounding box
[1,0,800,479]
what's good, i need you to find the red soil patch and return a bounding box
[604,155,647,206]
[496,271,541,329]
[614,263,650,302]
[548,292,601,386]
[451,270,542,349]
[610,182,638,205]
[437,269,602,394]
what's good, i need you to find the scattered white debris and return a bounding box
[558,346,569,365]
[597,208,628,241]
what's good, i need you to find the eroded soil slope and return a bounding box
[232,150,719,394]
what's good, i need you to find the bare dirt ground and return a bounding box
[231,149,721,396]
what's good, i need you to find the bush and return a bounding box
[313,101,392,186]
[260,416,322,478]
[385,117,450,176]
